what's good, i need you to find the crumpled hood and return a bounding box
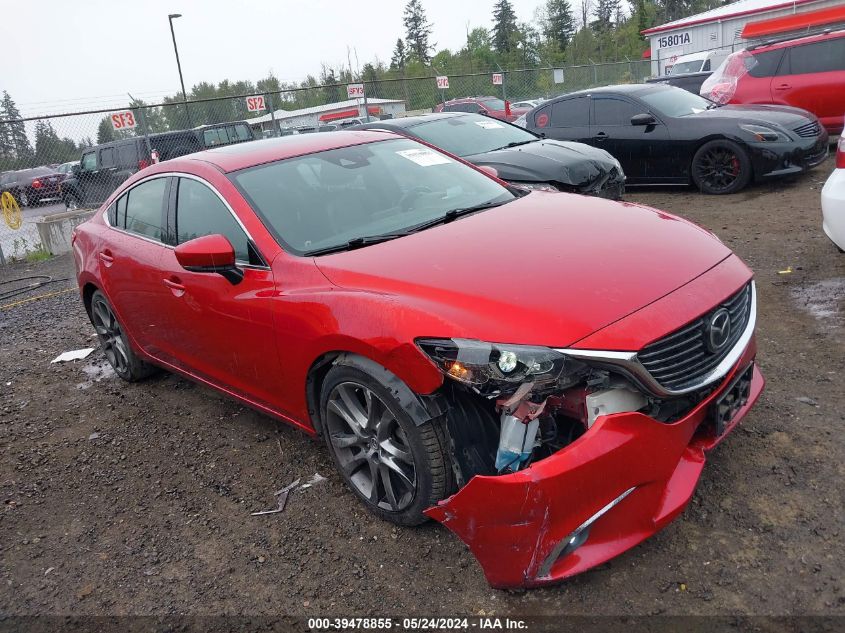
[314,192,732,348]
[466,139,622,188]
[693,104,815,129]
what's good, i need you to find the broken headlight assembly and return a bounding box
[416,338,584,393]
[512,182,560,192]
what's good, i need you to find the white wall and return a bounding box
[648,0,843,76]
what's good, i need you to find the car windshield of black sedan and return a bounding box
[232,138,515,255]
[639,88,714,117]
[410,115,537,156]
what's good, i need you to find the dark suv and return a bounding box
[62,121,254,209]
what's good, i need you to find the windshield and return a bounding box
[481,98,506,110]
[410,115,536,156]
[232,138,514,255]
[670,60,703,74]
[639,87,713,117]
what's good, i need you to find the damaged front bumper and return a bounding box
[424,340,764,589]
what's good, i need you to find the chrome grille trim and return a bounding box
[557,281,757,398]
[793,121,821,138]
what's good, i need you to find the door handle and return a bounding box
[98,250,114,266]
[774,83,791,90]
[162,277,186,296]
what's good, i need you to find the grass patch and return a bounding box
[25,248,52,263]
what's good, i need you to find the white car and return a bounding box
[510,99,544,109]
[821,132,845,252]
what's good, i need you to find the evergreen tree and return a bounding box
[637,0,649,33]
[492,0,519,54]
[593,0,621,32]
[544,0,576,51]
[390,38,407,70]
[96,117,115,144]
[403,0,433,63]
[1,91,32,163]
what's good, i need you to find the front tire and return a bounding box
[65,193,80,210]
[90,290,156,382]
[18,190,29,207]
[320,364,453,525]
[691,139,752,195]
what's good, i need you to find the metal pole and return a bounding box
[362,82,370,122]
[168,14,192,127]
[496,64,507,106]
[267,92,278,137]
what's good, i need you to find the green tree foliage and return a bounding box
[492,0,519,54]
[0,91,33,168]
[544,0,576,52]
[390,38,407,71]
[403,0,433,63]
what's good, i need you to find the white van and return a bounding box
[667,50,730,75]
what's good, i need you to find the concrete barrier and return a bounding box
[35,209,95,255]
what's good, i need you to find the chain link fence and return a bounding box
[0,60,652,262]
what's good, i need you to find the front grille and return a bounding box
[637,283,752,392]
[793,121,821,138]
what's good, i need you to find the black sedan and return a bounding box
[523,84,829,194]
[0,166,65,206]
[352,112,625,199]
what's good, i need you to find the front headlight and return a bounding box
[739,124,789,142]
[511,181,559,192]
[417,338,587,390]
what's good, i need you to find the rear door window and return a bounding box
[550,97,590,127]
[124,178,167,241]
[100,147,116,169]
[780,37,845,75]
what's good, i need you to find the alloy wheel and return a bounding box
[20,191,29,206]
[694,146,741,193]
[325,382,417,512]
[91,297,130,377]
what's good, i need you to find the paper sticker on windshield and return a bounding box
[475,121,504,130]
[396,148,452,166]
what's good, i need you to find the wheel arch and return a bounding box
[305,350,446,437]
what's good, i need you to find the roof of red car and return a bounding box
[750,27,845,52]
[185,130,401,173]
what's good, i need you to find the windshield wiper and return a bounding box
[401,200,509,234]
[496,139,536,150]
[303,233,405,256]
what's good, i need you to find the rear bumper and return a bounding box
[425,340,764,589]
[750,133,829,180]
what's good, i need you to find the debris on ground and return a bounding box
[51,348,95,363]
[251,479,300,516]
[796,396,818,407]
[777,266,793,275]
[300,473,326,489]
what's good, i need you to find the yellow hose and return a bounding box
[1,191,23,230]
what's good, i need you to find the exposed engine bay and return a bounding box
[418,338,713,486]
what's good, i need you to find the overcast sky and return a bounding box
[2,0,551,117]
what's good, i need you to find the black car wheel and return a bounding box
[692,140,752,195]
[320,364,453,526]
[90,290,156,382]
[18,190,29,207]
[65,193,80,210]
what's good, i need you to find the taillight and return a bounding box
[837,138,845,169]
[138,159,149,169]
[32,179,42,189]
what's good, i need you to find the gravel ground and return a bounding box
[1,157,843,619]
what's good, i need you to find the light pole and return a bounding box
[168,13,192,126]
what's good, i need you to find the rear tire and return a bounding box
[692,139,752,195]
[90,290,156,382]
[320,364,453,526]
[18,190,29,207]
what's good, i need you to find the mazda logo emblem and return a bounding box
[707,308,731,352]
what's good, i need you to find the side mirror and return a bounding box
[174,234,243,285]
[72,164,81,176]
[631,113,657,126]
[479,109,489,116]
[477,165,499,179]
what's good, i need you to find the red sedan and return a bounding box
[72,131,764,588]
